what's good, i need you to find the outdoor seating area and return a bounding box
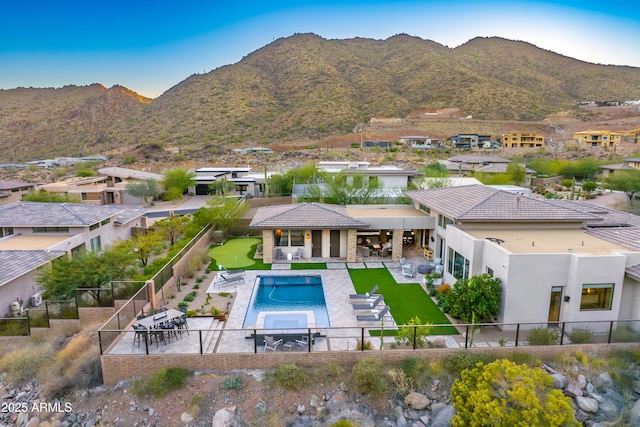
[131,308,189,348]
[261,334,317,352]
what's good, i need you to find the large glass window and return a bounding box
[33,227,69,233]
[438,214,453,229]
[290,230,304,246]
[90,236,101,252]
[0,227,13,238]
[447,247,469,280]
[274,229,289,247]
[580,284,614,311]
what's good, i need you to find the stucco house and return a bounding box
[406,185,640,330]
[0,180,35,205]
[0,202,146,314]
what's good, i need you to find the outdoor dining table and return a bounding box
[136,308,185,329]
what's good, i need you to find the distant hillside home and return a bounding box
[502,131,545,148]
[406,185,640,330]
[446,155,511,176]
[0,202,145,315]
[0,180,36,205]
[362,140,392,148]
[191,167,270,198]
[232,147,274,154]
[399,136,441,148]
[450,134,491,148]
[622,128,640,144]
[573,130,622,148]
[38,167,163,205]
[369,117,403,125]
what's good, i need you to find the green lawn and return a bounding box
[291,262,327,270]
[207,238,271,270]
[348,268,458,335]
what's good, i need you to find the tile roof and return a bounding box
[250,203,368,229]
[0,250,65,285]
[598,164,634,170]
[406,185,601,223]
[0,202,146,227]
[476,163,536,174]
[0,180,34,190]
[97,167,163,181]
[447,155,511,164]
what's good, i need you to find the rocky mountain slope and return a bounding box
[1,33,640,163]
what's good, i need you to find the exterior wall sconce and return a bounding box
[564,295,570,302]
[306,233,311,240]
[275,229,282,237]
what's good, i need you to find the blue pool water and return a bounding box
[243,275,330,328]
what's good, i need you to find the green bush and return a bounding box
[445,352,492,375]
[221,375,243,390]
[400,358,427,388]
[331,420,356,427]
[567,326,594,344]
[612,326,640,342]
[395,317,430,348]
[274,363,308,391]
[451,359,578,426]
[355,339,373,350]
[351,358,387,396]
[132,368,189,398]
[527,326,560,345]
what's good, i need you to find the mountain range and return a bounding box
[1,33,639,163]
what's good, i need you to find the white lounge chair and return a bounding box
[356,306,390,322]
[263,336,283,352]
[349,284,379,299]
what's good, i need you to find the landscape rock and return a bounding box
[551,373,569,389]
[577,374,587,389]
[404,392,431,410]
[211,405,236,427]
[565,382,583,398]
[254,401,267,417]
[576,396,599,413]
[180,411,194,422]
[431,404,455,427]
[394,405,407,427]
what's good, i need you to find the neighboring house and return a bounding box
[191,167,268,198]
[0,202,145,315]
[598,157,640,179]
[232,147,274,154]
[501,132,545,148]
[405,185,640,330]
[0,180,36,205]
[573,130,622,148]
[450,134,491,148]
[250,202,430,264]
[622,128,640,144]
[399,136,441,148]
[39,176,111,205]
[97,167,164,205]
[446,155,512,176]
[475,162,536,186]
[317,161,422,189]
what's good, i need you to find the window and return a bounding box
[486,267,494,277]
[90,236,101,252]
[447,247,469,280]
[90,222,100,231]
[438,214,453,229]
[33,227,69,233]
[274,229,289,247]
[290,230,304,246]
[0,227,13,238]
[81,192,87,200]
[101,218,111,225]
[419,204,431,215]
[580,284,614,311]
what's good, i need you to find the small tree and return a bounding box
[126,179,161,207]
[395,316,430,348]
[162,168,195,201]
[448,273,501,324]
[154,214,190,245]
[451,359,579,426]
[22,190,82,203]
[603,169,640,206]
[506,163,526,186]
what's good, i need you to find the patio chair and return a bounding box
[174,315,189,336]
[264,335,283,352]
[349,284,379,299]
[295,335,313,350]
[399,257,412,269]
[275,248,286,260]
[132,324,147,348]
[381,247,390,257]
[352,294,384,310]
[402,265,417,278]
[356,305,390,322]
[293,248,304,260]
[434,264,444,275]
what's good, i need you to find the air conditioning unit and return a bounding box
[30,292,43,307]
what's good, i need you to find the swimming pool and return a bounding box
[242,275,330,328]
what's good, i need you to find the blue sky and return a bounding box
[1,0,639,98]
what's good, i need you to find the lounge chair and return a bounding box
[295,335,313,350]
[356,305,390,322]
[293,248,304,260]
[400,257,412,269]
[275,248,286,260]
[349,284,379,299]
[352,294,384,310]
[263,335,283,352]
[402,265,417,278]
[215,272,244,286]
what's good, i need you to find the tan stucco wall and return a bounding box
[262,230,273,264]
[347,229,357,262]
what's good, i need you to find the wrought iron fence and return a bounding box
[0,317,30,336]
[98,284,150,354]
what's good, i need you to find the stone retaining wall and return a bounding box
[101,342,640,385]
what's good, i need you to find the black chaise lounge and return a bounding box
[356,305,390,322]
[352,294,384,310]
[349,284,379,299]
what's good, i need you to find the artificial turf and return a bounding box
[348,267,458,335]
[290,262,327,270]
[207,238,271,270]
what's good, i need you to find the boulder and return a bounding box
[576,396,599,413]
[431,404,455,427]
[404,392,431,410]
[394,405,407,427]
[577,374,587,389]
[211,406,236,427]
[551,373,569,389]
[565,382,583,398]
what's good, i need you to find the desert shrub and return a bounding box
[351,358,387,396]
[183,291,197,302]
[221,375,243,390]
[274,363,308,391]
[527,326,560,345]
[322,361,345,379]
[445,352,492,375]
[182,256,203,278]
[0,343,54,384]
[388,368,412,395]
[451,359,578,426]
[567,326,594,344]
[177,301,188,309]
[55,334,90,364]
[186,310,198,317]
[123,154,137,165]
[331,420,356,427]
[395,316,430,348]
[400,357,427,383]
[508,351,542,367]
[132,368,189,398]
[612,326,640,342]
